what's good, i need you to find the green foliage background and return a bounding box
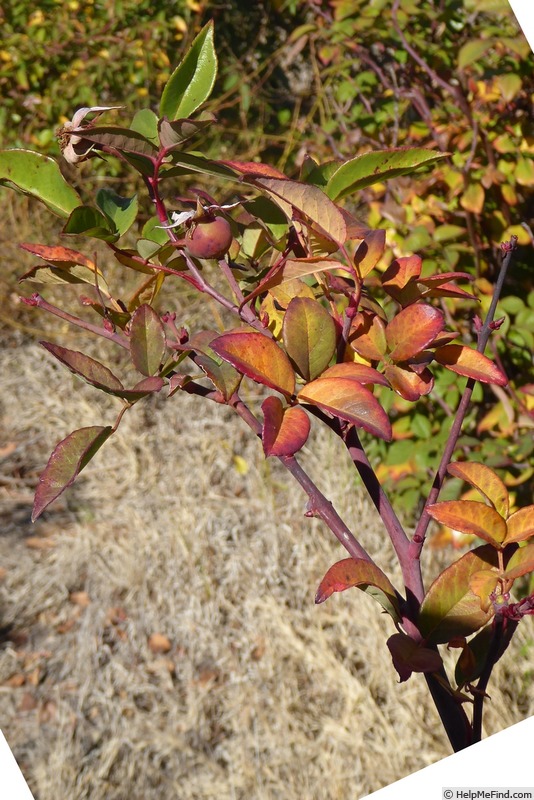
[1,0,533,522]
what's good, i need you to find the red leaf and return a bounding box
[349,313,387,362]
[298,376,391,440]
[211,331,295,396]
[433,345,508,385]
[33,426,113,521]
[261,396,310,456]
[381,254,422,288]
[19,242,94,267]
[387,632,443,682]
[315,558,400,621]
[386,304,444,362]
[220,160,288,179]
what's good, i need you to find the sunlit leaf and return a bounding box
[384,363,434,401]
[96,188,138,237]
[160,21,217,120]
[32,426,113,521]
[211,331,295,396]
[298,377,392,440]
[326,148,446,202]
[504,541,534,580]
[129,304,166,376]
[282,297,336,381]
[0,149,81,217]
[261,396,310,457]
[320,363,390,386]
[354,229,386,278]
[458,39,493,70]
[433,344,508,385]
[252,177,347,245]
[315,557,401,621]
[419,545,499,644]
[381,255,422,288]
[447,461,509,517]
[350,313,388,362]
[387,632,443,682]
[504,506,534,545]
[386,304,444,362]
[426,500,507,547]
[158,116,214,149]
[469,569,500,612]
[460,183,485,214]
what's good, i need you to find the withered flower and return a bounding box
[56,106,123,164]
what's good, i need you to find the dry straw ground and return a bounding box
[0,198,533,800]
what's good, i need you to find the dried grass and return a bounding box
[1,335,533,800]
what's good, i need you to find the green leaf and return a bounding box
[160,21,217,120]
[0,149,81,217]
[419,545,499,644]
[315,557,401,622]
[282,297,336,381]
[130,108,160,143]
[129,304,166,376]
[96,188,138,237]
[326,148,447,202]
[63,205,118,242]
[504,541,534,580]
[32,426,113,521]
[458,39,493,70]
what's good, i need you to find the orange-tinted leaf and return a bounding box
[320,362,389,386]
[220,160,287,179]
[188,330,242,400]
[433,345,507,385]
[504,506,534,545]
[447,462,509,518]
[386,304,444,362]
[419,545,499,644]
[129,303,166,376]
[387,632,443,682]
[381,254,422,288]
[282,297,336,381]
[211,331,295,396]
[469,569,500,612]
[504,541,534,580]
[298,376,391,440]
[426,500,507,547]
[350,313,387,361]
[33,426,113,521]
[354,229,386,278]
[261,396,310,457]
[20,242,94,267]
[454,625,493,688]
[315,558,400,621]
[253,177,347,246]
[384,363,434,401]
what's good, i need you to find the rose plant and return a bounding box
[1,22,533,753]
